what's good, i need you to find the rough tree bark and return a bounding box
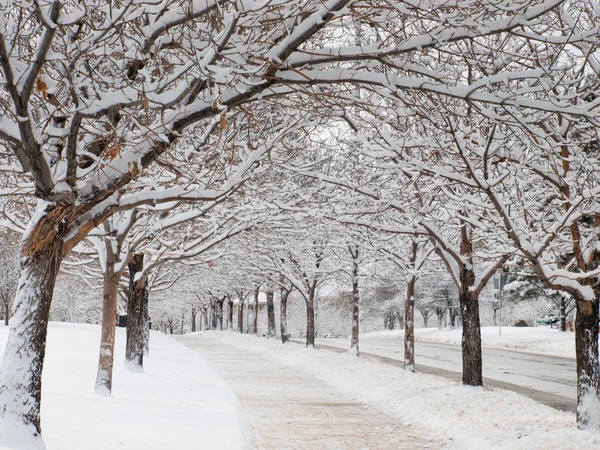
[126,254,147,369]
[403,239,418,372]
[349,245,360,355]
[237,296,244,333]
[436,309,444,329]
[95,239,120,393]
[404,275,416,372]
[211,301,217,329]
[227,296,233,330]
[0,204,66,447]
[217,296,225,330]
[245,294,251,334]
[191,306,197,332]
[458,222,482,387]
[280,288,290,343]
[306,287,316,348]
[559,298,567,332]
[306,299,315,347]
[252,286,259,334]
[574,291,600,429]
[266,290,276,338]
[459,281,483,386]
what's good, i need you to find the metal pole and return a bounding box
[499,287,502,336]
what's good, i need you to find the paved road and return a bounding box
[294,337,577,412]
[178,334,441,450]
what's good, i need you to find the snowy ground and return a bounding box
[0,323,246,450]
[195,331,599,450]
[0,323,593,450]
[308,337,577,404]
[363,326,575,358]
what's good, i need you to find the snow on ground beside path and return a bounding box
[0,323,246,450]
[202,331,599,450]
[362,326,575,358]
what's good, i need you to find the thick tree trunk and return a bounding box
[191,308,196,332]
[253,287,259,335]
[574,296,600,429]
[306,298,315,347]
[95,262,120,392]
[217,298,224,330]
[266,291,276,338]
[3,302,8,326]
[245,296,251,334]
[280,290,289,343]
[350,255,359,355]
[126,254,147,369]
[0,203,66,448]
[460,287,483,386]
[458,221,482,387]
[227,299,233,330]
[404,276,416,372]
[237,300,244,333]
[560,298,567,332]
[143,293,149,354]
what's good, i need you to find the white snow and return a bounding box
[362,326,576,358]
[200,331,599,450]
[0,323,246,450]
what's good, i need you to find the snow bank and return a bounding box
[363,326,576,358]
[0,323,246,450]
[203,331,599,450]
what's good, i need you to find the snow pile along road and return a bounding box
[201,331,598,450]
[0,323,246,450]
[362,326,576,358]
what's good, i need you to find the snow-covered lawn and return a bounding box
[0,323,245,450]
[362,326,575,358]
[202,331,598,450]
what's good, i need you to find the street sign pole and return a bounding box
[495,272,507,336]
[499,285,502,336]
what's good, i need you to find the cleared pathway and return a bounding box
[178,334,441,450]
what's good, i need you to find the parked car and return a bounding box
[536,316,559,326]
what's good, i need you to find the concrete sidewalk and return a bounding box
[178,334,441,450]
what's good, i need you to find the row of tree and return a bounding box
[0,2,599,448]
